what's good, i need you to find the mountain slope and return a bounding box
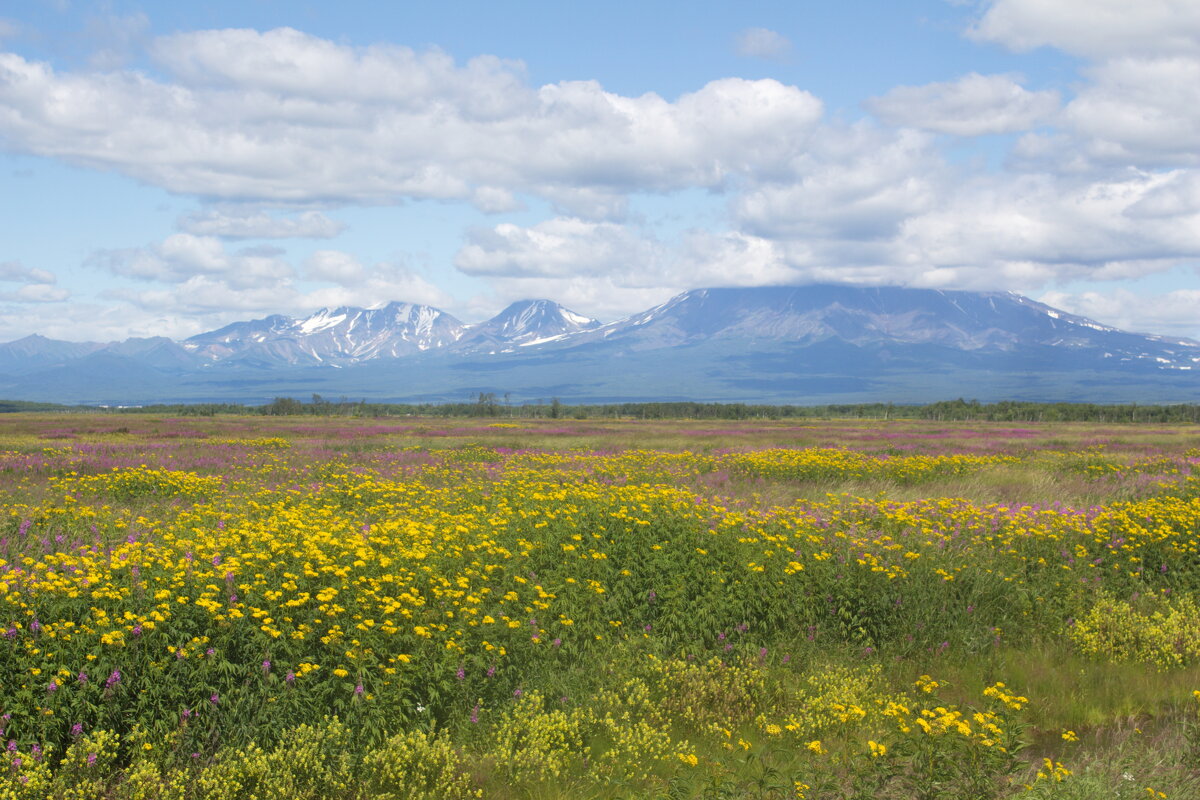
[1,285,1197,404]
[457,299,600,351]
[183,303,466,366]
[573,286,1199,370]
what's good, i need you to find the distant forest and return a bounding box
[3,395,1198,423]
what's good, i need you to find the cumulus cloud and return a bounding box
[92,241,453,340]
[0,260,56,285]
[1059,57,1200,167]
[734,28,792,60]
[88,234,293,289]
[1039,288,1200,339]
[0,260,67,303]
[456,218,663,279]
[178,208,346,239]
[891,170,1200,288]
[454,218,802,319]
[734,124,944,241]
[1,284,69,303]
[866,73,1059,136]
[969,0,1200,58]
[304,250,368,285]
[0,30,823,212]
[967,2,1200,170]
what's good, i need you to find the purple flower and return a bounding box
[70,723,83,738]
[29,619,40,634]
[77,671,88,684]
[513,688,523,698]
[86,753,97,767]
[206,648,215,656]
[6,741,16,752]
[209,693,219,705]
[262,660,271,673]
[46,681,57,694]
[104,669,121,689]
[470,703,480,724]
[486,665,495,678]
[131,625,142,637]
[552,638,561,647]
[285,671,295,684]
[354,684,364,696]
[456,667,465,681]
[11,757,21,769]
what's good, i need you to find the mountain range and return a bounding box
[1,286,1198,405]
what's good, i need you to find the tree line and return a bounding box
[33,395,1191,423]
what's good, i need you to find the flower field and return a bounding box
[2,414,1199,798]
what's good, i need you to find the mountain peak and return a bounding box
[459,299,601,350]
[3,285,1198,404]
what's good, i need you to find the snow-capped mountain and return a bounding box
[2,286,1198,404]
[183,302,468,366]
[457,299,601,351]
[578,286,1199,369]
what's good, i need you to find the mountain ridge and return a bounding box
[2,285,1197,404]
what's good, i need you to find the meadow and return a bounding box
[1,413,1199,799]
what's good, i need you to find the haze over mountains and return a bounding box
[2,286,1198,405]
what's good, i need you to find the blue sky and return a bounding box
[1,0,1199,342]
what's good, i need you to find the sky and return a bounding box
[1,0,1199,343]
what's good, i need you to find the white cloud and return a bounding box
[304,250,367,284]
[0,19,19,40]
[454,218,804,319]
[109,262,451,325]
[0,31,823,212]
[734,28,792,60]
[1039,288,1200,339]
[4,283,70,303]
[1060,57,1200,167]
[455,218,662,278]
[89,234,293,288]
[470,186,523,214]
[866,73,1059,136]
[892,170,1200,287]
[0,260,56,284]
[969,0,1200,58]
[0,260,67,303]
[178,208,346,238]
[734,124,944,241]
